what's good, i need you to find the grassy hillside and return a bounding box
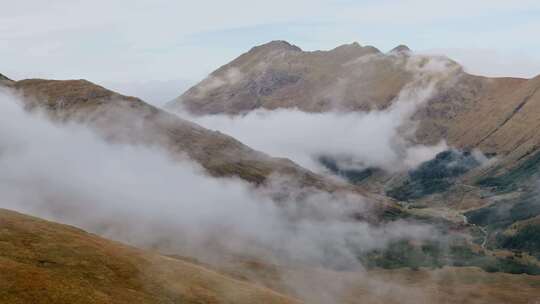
[0,208,300,304]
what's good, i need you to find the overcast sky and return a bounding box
[2,0,540,104]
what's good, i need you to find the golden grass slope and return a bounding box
[198,257,540,304]
[0,208,301,304]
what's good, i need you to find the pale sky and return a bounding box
[2,0,539,104]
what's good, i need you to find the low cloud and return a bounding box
[0,89,434,273]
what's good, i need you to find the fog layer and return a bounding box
[0,89,433,270]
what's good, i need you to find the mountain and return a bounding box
[3,39,540,301]
[168,41,540,268]
[217,260,540,304]
[168,41,408,114]
[0,73,13,86]
[3,77,349,193]
[168,41,540,167]
[0,208,300,304]
[3,209,539,304]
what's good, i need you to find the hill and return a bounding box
[0,208,300,304]
[3,77,349,193]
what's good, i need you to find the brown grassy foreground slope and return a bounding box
[0,208,300,304]
[340,267,540,304]
[199,257,540,304]
[2,208,537,304]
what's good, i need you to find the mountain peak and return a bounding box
[332,42,380,53]
[0,73,12,82]
[333,41,362,49]
[0,73,14,87]
[328,42,381,59]
[251,40,302,53]
[389,44,411,54]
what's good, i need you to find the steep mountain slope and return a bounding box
[0,208,300,304]
[4,78,347,193]
[169,41,412,115]
[169,41,540,167]
[415,75,540,166]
